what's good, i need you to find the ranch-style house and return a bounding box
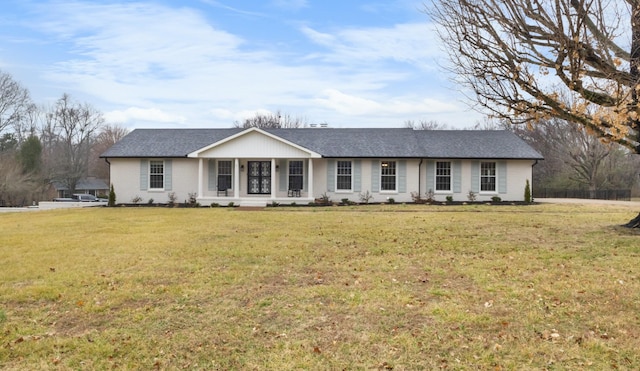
[100,127,543,206]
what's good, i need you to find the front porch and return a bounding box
[193,157,317,207]
[188,128,323,206]
[196,195,316,207]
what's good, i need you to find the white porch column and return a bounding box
[198,158,204,198]
[271,158,277,200]
[307,158,314,199]
[234,158,240,198]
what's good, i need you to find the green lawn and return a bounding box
[1,204,639,370]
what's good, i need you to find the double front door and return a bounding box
[248,161,271,194]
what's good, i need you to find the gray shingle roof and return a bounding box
[268,128,425,157]
[101,128,243,158]
[414,130,544,159]
[101,128,543,160]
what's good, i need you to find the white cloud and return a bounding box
[315,89,459,116]
[105,107,186,124]
[300,22,440,69]
[5,0,481,129]
[37,2,249,77]
[299,27,336,48]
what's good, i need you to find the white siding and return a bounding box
[110,158,198,203]
[431,159,534,202]
[314,159,421,203]
[110,157,536,204]
[198,131,311,158]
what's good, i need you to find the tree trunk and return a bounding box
[633,3,640,154]
[623,213,640,228]
[629,4,640,227]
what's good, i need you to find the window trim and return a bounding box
[288,160,304,191]
[380,160,397,193]
[480,161,497,193]
[335,160,353,192]
[217,159,233,190]
[149,160,165,191]
[435,161,452,193]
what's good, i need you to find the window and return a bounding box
[289,161,303,190]
[380,161,396,191]
[218,160,232,190]
[336,161,352,191]
[435,161,451,191]
[149,160,164,189]
[480,162,496,192]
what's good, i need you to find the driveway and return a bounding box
[536,198,640,208]
[0,207,41,213]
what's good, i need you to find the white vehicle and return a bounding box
[53,194,102,202]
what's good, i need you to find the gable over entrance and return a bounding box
[188,127,321,159]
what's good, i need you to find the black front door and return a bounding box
[248,161,271,194]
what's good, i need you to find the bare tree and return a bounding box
[512,118,640,193]
[404,119,449,130]
[560,123,611,193]
[427,0,640,152]
[233,110,309,128]
[0,70,34,136]
[468,118,509,130]
[90,124,130,181]
[0,152,41,206]
[45,94,105,195]
[13,103,40,143]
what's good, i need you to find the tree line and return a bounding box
[0,70,127,206]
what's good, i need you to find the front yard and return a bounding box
[1,203,639,369]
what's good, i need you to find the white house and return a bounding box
[101,127,543,206]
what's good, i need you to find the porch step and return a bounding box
[238,200,268,208]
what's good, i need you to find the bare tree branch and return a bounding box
[233,110,310,128]
[0,70,33,135]
[44,94,105,194]
[427,0,640,151]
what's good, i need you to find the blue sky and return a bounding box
[0,0,483,129]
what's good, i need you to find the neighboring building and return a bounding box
[51,177,110,198]
[100,127,543,206]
